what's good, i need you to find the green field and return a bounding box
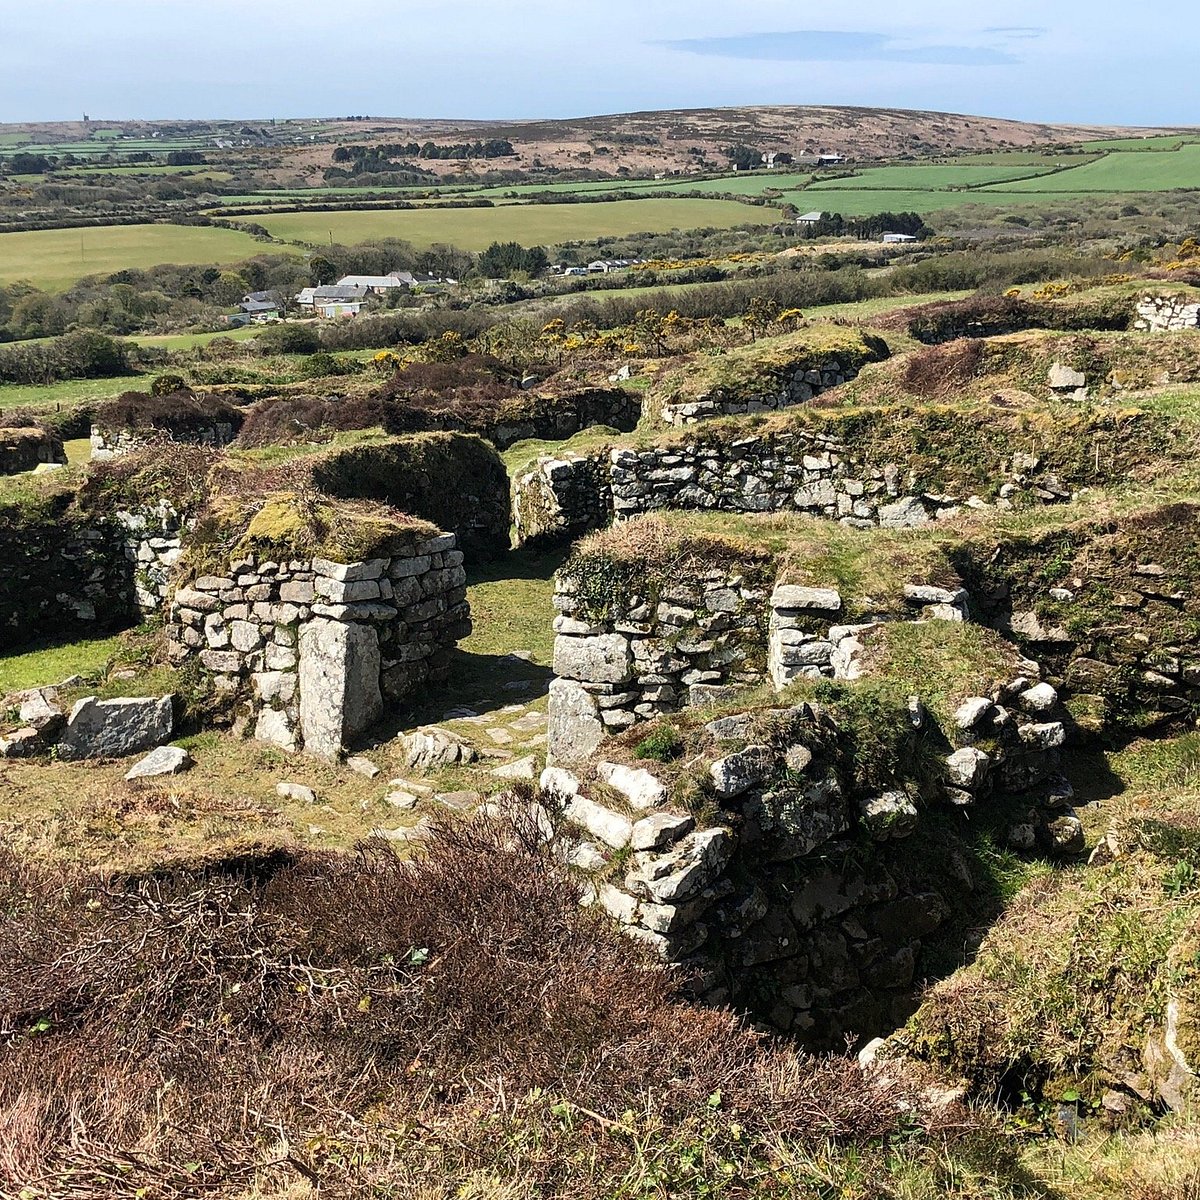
[0,375,149,412]
[983,145,1200,192]
[1077,134,1197,151]
[129,326,262,351]
[0,224,284,290]
[236,198,773,250]
[781,188,1061,217]
[804,162,1070,192]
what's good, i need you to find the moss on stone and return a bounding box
[183,490,437,575]
[650,325,890,410]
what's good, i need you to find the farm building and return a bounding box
[335,272,415,294]
[296,284,369,311]
[238,296,280,322]
[796,211,824,225]
[314,298,364,319]
[881,232,918,244]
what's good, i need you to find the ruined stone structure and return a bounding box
[0,426,66,475]
[659,357,862,426]
[549,562,773,763]
[513,429,1072,547]
[538,672,1071,1047]
[1134,293,1200,332]
[484,387,641,448]
[167,535,470,757]
[0,503,187,651]
[90,419,239,461]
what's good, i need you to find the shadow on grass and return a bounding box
[371,650,555,744]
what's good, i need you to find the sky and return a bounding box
[0,0,1195,127]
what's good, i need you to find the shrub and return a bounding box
[0,810,976,1195]
[254,323,321,355]
[150,372,188,396]
[92,390,245,438]
[634,722,684,762]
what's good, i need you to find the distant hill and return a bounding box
[2,106,1190,183]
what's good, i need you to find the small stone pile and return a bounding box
[769,582,971,689]
[168,535,470,758]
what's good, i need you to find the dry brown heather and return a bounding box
[284,106,1148,177]
[0,806,981,1198]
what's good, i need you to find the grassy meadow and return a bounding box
[984,143,1200,191]
[0,223,283,290]
[233,197,772,249]
[0,374,149,412]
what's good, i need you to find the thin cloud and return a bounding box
[984,26,1047,39]
[657,30,1019,66]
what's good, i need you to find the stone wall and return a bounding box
[0,426,66,476]
[167,534,470,758]
[548,564,772,764]
[0,514,133,651]
[0,498,194,650]
[513,427,1071,547]
[487,387,641,449]
[90,420,238,461]
[957,503,1200,737]
[307,433,512,561]
[1134,293,1200,333]
[115,501,186,613]
[660,357,861,426]
[513,452,614,548]
[766,581,971,689]
[539,675,1072,1048]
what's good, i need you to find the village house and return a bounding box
[295,283,368,310]
[236,291,281,322]
[335,271,415,294]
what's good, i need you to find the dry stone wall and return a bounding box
[548,566,772,765]
[513,428,1071,547]
[1135,293,1200,332]
[513,452,613,548]
[487,387,641,449]
[167,534,470,758]
[660,358,862,426]
[539,675,1073,1048]
[0,501,189,650]
[90,420,239,461]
